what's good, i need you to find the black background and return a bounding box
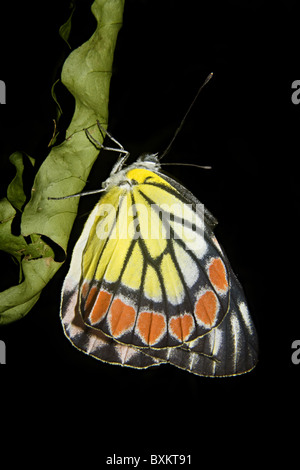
[0,0,299,465]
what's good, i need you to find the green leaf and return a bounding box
[0,256,60,324]
[0,0,125,325]
[7,152,35,212]
[59,3,76,49]
[0,198,26,265]
[50,79,63,128]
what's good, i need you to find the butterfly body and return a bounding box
[60,153,258,376]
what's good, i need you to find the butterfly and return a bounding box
[59,124,258,377]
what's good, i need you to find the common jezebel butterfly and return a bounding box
[59,74,258,376]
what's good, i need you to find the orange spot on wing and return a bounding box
[137,312,166,345]
[170,314,194,341]
[208,258,228,292]
[85,286,98,311]
[110,299,136,337]
[89,290,112,325]
[81,282,89,299]
[195,291,218,327]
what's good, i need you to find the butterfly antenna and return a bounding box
[159,72,213,161]
[160,162,212,170]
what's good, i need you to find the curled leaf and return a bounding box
[0,0,125,325]
[59,3,76,49]
[7,152,35,212]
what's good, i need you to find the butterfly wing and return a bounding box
[60,198,165,369]
[61,284,164,368]
[60,165,258,376]
[134,246,258,376]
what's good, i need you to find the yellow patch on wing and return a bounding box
[161,253,184,305]
[126,168,174,188]
[102,237,132,283]
[129,189,167,258]
[86,186,123,242]
[138,184,180,208]
[144,265,162,301]
[82,189,131,282]
[121,243,143,289]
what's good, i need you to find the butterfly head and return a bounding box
[135,152,160,166]
[102,152,161,191]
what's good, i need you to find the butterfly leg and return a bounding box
[85,121,125,151]
[96,120,125,151]
[85,121,131,174]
